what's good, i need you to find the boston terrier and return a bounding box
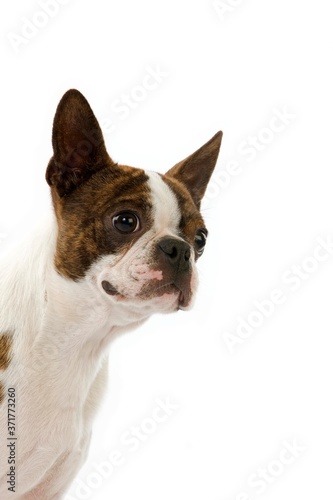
[0,89,222,498]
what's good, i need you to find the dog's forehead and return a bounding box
[60,164,202,232]
[75,164,151,210]
[143,170,205,239]
[146,171,181,232]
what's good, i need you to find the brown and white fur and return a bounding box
[0,90,222,499]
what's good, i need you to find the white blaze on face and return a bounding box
[146,171,181,236]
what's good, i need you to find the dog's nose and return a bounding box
[158,237,191,272]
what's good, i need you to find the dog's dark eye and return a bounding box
[195,229,207,255]
[112,212,140,233]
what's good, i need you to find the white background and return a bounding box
[1,1,333,499]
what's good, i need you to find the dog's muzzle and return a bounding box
[100,237,194,308]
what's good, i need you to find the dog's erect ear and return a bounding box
[165,131,222,208]
[46,89,111,197]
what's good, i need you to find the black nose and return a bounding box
[158,237,191,272]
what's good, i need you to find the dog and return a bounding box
[0,89,222,499]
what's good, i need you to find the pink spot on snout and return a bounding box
[130,264,163,282]
[147,269,163,281]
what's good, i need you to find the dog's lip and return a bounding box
[101,280,119,296]
[178,290,190,309]
[101,280,190,308]
[153,282,189,308]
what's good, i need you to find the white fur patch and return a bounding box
[146,171,181,236]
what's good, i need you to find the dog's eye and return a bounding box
[112,212,140,233]
[195,229,207,255]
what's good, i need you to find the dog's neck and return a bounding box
[0,213,149,408]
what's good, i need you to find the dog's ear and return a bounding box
[165,131,222,208]
[46,89,111,197]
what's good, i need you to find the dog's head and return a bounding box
[46,90,222,315]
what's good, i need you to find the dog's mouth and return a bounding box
[151,282,189,308]
[101,280,190,309]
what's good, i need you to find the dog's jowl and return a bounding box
[0,89,222,498]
